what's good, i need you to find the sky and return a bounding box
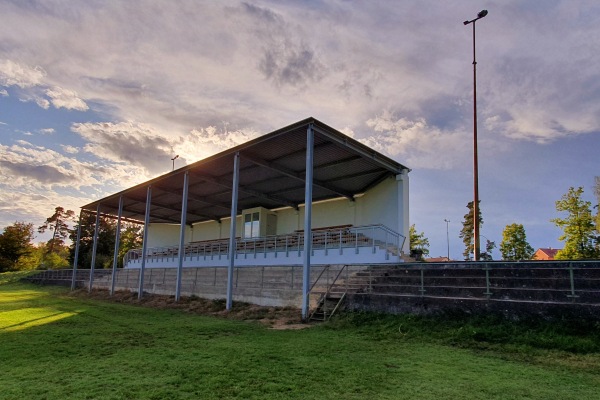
[0,0,599,260]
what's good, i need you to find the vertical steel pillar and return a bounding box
[302,123,314,320]
[138,185,152,300]
[88,204,101,292]
[175,172,189,301]
[227,152,240,310]
[226,152,240,310]
[396,169,410,255]
[71,210,84,290]
[110,195,124,296]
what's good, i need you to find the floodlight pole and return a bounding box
[464,9,488,261]
[444,219,450,260]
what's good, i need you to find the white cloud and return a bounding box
[46,86,88,111]
[0,60,46,88]
[0,89,7,96]
[39,128,55,135]
[361,112,471,170]
[61,145,79,154]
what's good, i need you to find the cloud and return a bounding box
[0,89,7,96]
[61,145,79,154]
[39,128,55,135]
[361,111,472,170]
[71,120,261,175]
[45,87,88,111]
[71,122,174,174]
[0,140,148,192]
[0,60,46,88]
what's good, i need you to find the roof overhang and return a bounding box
[81,117,410,224]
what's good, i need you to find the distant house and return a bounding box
[533,248,561,260]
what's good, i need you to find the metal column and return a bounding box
[110,195,123,296]
[226,152,240,310]
[138,185,152,300]
[175,172,189,301]
[88,204,101,292]
[71,210,84,290]
[302,124,314,320]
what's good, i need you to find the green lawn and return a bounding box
[1,273,599,400]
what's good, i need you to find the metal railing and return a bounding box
[123,224,405,267]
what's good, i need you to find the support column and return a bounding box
[396,169,410,254]
[88,204,101,292]
[110,195,123,296]
[175,171,189,301]
[302,123,314,321]
[226,152,240,310]
[71,210,84,291]
[138,185,152,300]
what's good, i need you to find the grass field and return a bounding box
[1,272,599,399]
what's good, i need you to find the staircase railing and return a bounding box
[309,264,349,321]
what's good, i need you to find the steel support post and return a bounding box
[71,210,84,290]
[110,196,124,296]
[176,172,189,301]
[302,124,314,320]
[226,152,240,310]
[88,204,101,292]
[138,185,152,300]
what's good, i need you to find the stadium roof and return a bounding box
[82,117,410,224]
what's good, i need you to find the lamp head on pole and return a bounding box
[464,9,488,25]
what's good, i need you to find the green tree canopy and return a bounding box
[69,213,143,269]
[38,206,75,254]
[459,201,483,261]
[409,224,430,260]
[0,222,35,272]
[551,187,599,260]
[500,223,534,261]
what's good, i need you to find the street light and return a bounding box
[171,155,179,171]
[464,9,488,261]
[444,219,450,260]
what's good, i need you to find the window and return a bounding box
[244,212,260,239]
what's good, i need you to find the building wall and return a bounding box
[147,176,404,248]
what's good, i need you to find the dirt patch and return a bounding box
[68,288,312,330]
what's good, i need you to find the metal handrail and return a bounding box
[124,224,403,266]
[308,264,349,321]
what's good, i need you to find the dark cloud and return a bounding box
[259,46,324,87]
[0,160,72,184]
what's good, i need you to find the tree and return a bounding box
[118,224,144,267]
[500,223,534,261]
[69,213,143,269]
[38,206,75,254]
[594,176,600,232]
[480,239,496,261]
[409,224,430,260]
[0,222,35,272]
[551,187,599,260]
[459,201,483,261]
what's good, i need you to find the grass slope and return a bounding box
[1,273,599,399]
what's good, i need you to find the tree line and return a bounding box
[0,207,142,273]
[410,179,600,261]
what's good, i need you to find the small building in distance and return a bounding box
[533,248,561,260]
